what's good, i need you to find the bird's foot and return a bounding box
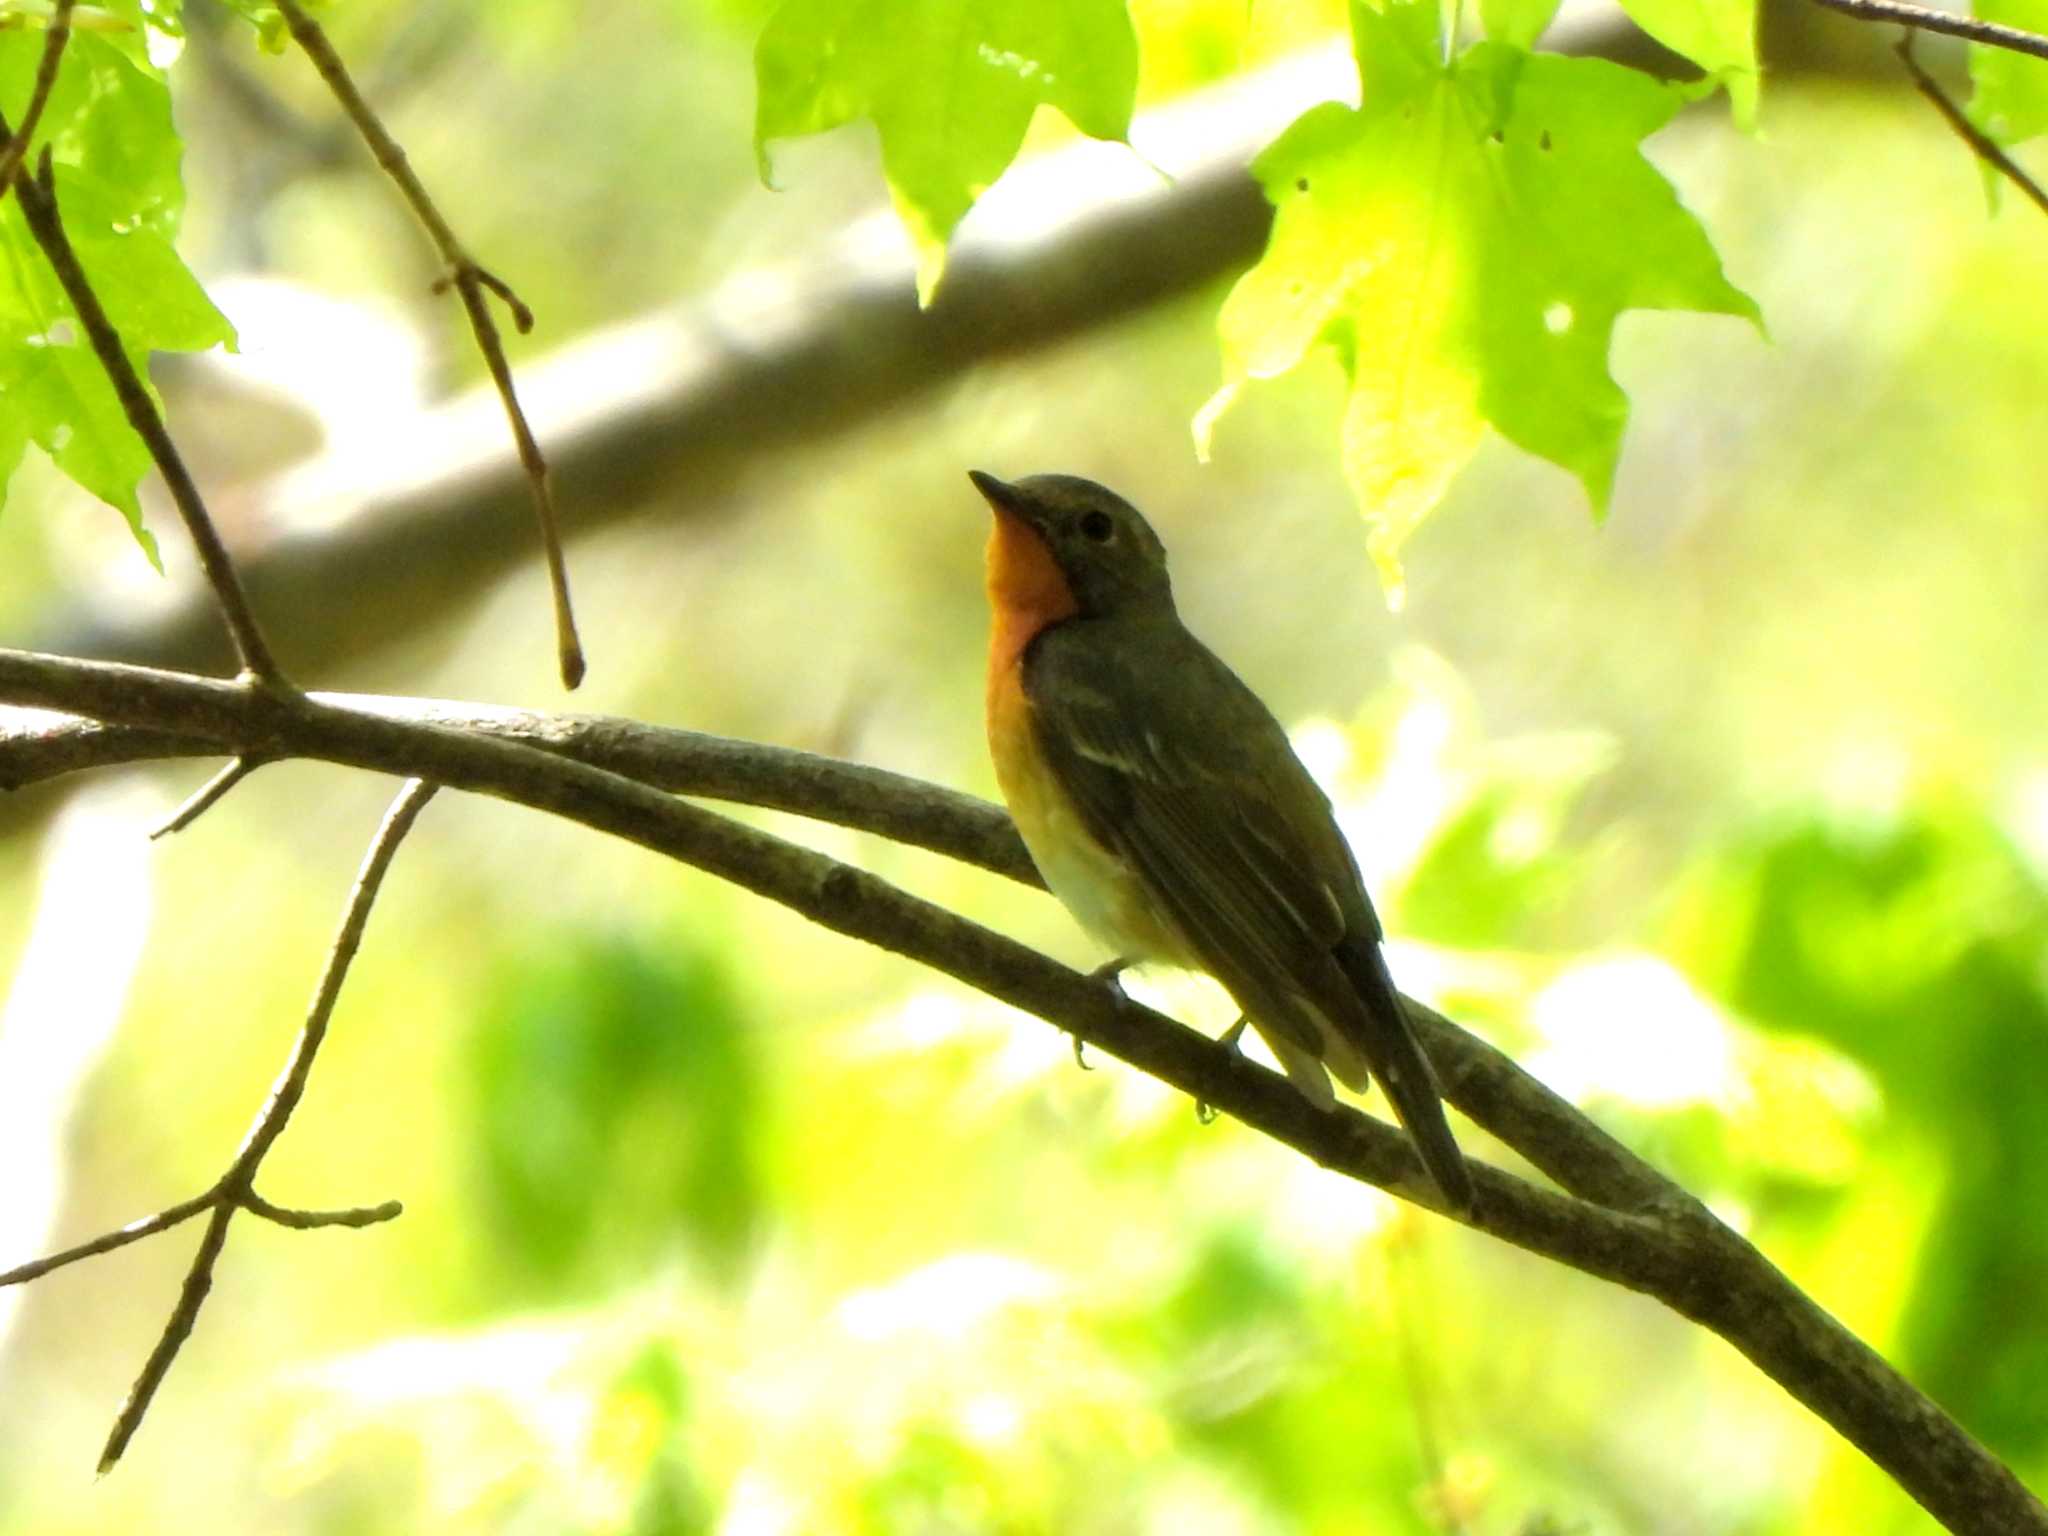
[1087,955,1134,993]
[1073,957,1135,1069]
[1069,956,1133,1070]
[1197,1016,1251,1124]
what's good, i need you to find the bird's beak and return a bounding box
[968,470,1033,526]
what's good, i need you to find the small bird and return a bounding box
[972,469,1474,1213]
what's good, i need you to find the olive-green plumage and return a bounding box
[973,469,1474,1213]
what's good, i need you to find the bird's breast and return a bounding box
[986,656,1185,963]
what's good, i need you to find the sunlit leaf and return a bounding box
[467,931,769,1294]
[754,0,1138,302]
[1969,0,2048,147]
[1479,0,1560,49]
[1686,805,2048,1458]
[0,29,232,559]
[209,0,303,52]
[1200,0,1756,594]
[1612,0,1759,127]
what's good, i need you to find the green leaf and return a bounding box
[754,0,1138,303]
[209,0,296,52]
[1612,0,1759,128]
[0,29,232,558]
[467,930,770,1294]
[1199,0,1757,593]
[1688,804,2048,1456]
[1970,0,2048,147]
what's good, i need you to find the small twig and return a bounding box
[148,755,269,839]
[94,779,435,1472]
[1806,0,2048,64]
[439,262,534,333]
[0,1191,214,1287]
[0,143,284,686]
[0,0,75,203]
[447,272,584,689]
[225,779,437,1181]
[270,0,584,690]
[239,1191,404,1230]
[100,1202,233,1473]
[1895,31,2048,220]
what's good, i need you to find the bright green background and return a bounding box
[2,1,2047,1532]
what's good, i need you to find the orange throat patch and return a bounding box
[983,508,1078,692]
[984,505,1078,895]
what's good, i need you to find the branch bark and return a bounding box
[1,648,2040,1535]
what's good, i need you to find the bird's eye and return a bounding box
[1079,510,1115,543]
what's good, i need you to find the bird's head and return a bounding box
[970,470,1174,620]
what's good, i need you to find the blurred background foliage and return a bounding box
[2,0,2047,1532]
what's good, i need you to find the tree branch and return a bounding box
[0,1189,215,1286]
[148,753,268,838]
[270,0,583,689]
[1805,0,2048,64]
[0,647,2038,1533]
[0,0,74,203]
[1894,31,2048,219]
[2,775,428,1471]
[3,698,1039,881]
[0,140,283,684]
[98,778,430,1470]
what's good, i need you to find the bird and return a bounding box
[971,469,1474,1213]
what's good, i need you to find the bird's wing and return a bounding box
[1027,620,1475,1211]
[1023,622,1370,1055]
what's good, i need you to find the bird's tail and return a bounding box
[1333,935,1475,1214]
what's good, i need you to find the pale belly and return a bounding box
[989,679,1185,963]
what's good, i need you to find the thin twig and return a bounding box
[0,1190,214,1286]
[1806,0,2048,63]
[239,1192,404,1230]
[99,1202,233,1473]
[0,0,75,203]
[226,779,437,1181]
[270,0,584,690]
[148,755,268,839]
[0,144,283,685]
[95,778,435,1472]
[1896,31,2048,219]
[0,649,2038,1531]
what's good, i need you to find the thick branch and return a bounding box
[3,699,1040,881]
[0,647,2038,1533]
[0,698,1675,1213]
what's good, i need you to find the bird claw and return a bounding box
[1196,1016,1252,1123]
[1069,956,1132,1070]
[1087,955,1133,994]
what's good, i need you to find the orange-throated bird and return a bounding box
[972,470,1474,1213]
